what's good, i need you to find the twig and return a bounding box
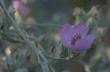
[0,0,55,72]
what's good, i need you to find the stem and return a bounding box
[0,0,55,72]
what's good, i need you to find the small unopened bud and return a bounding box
[5,47,11,56]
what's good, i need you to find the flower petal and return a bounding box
[12,0,20,9]
[19,4,29,15]
[59,24,72,47]
[72,34,96,51]
[70,24,89,38]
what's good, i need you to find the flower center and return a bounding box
[71,33,81,45]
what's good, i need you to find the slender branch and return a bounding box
[0,0,55,72]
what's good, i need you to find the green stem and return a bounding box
[0,0,55,72]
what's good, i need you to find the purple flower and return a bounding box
[12,0,29,15]
[12,0,20,9]
[60,23,96,52]
[19,3,29,15]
